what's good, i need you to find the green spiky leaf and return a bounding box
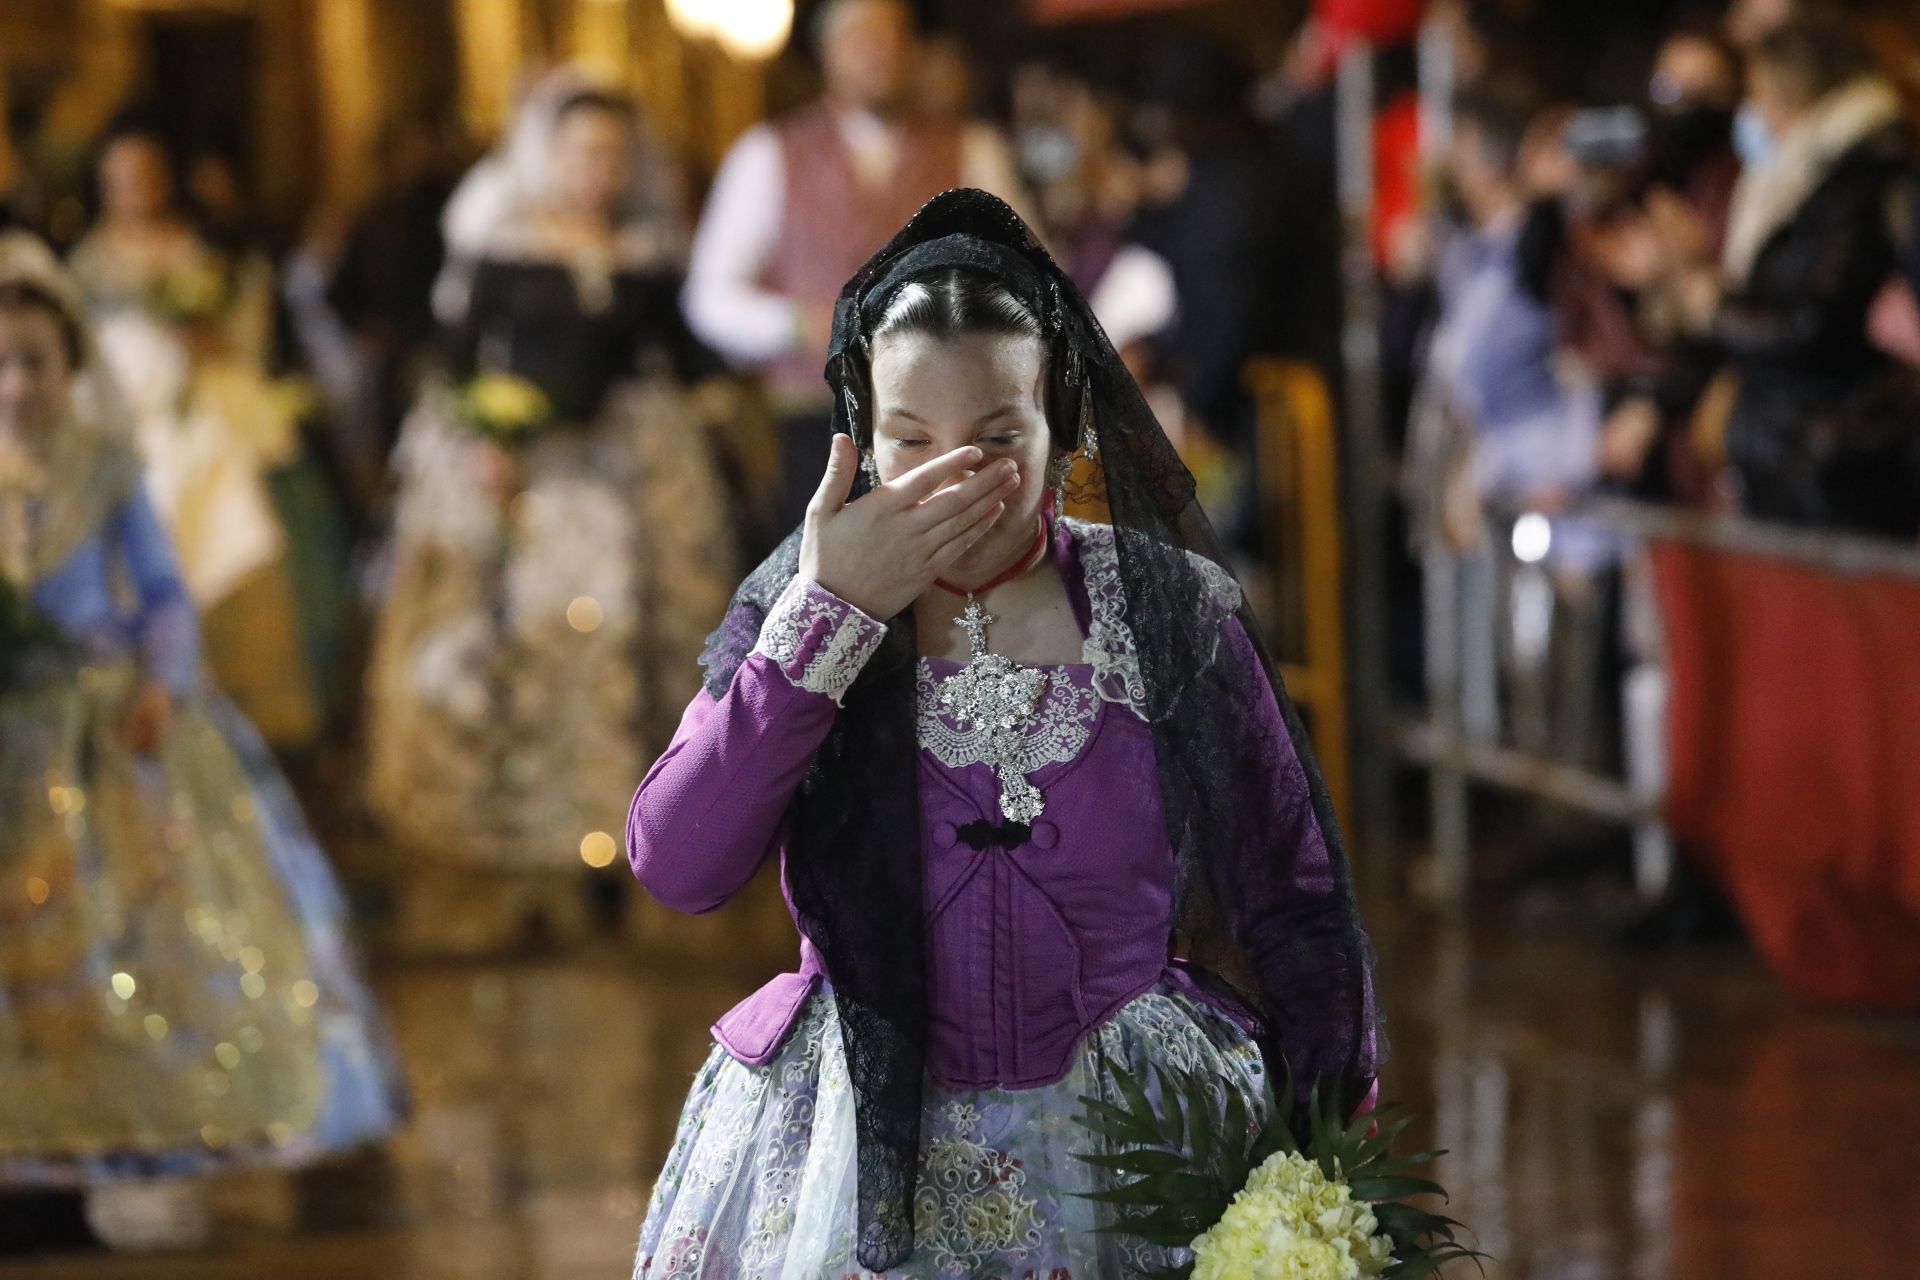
[1353,1107,1417,1164]
[1077,1170,1224,1207]
[1094,1201,1220,1246]
[1154,1062,1187,1154]
[1384,1244,1491,1280]
[1073,1147,1193,1176]
[1216,1084,1249,1182]
[1114,1059,1158,1127]
[1362,1145,1441,1176]
[1074,1096,1162,1148]
[1348,1174,1448,1203]
[1373,1201,1468,1242]
[1190,1084,1220,1173]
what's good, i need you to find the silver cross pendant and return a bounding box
[938,595,1050,823]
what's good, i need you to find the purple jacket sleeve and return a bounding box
[1220,616,1380,1112]
[626,577,887,914]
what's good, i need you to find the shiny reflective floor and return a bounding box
[5,869,1919,1280]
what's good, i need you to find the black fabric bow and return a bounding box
[954,819,1034,851]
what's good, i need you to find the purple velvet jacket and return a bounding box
[628,520,1375,1106]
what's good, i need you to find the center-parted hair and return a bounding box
[843,266,1066,452]
[868,267,1044,346]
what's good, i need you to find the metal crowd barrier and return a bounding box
[1405,491,1920,904]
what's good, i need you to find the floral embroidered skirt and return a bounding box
[634,977,1267,1279]
[0,662,406,1184]
[365,380,734,868]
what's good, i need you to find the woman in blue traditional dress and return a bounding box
[0,232,404,1248]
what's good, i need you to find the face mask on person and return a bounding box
[1647,105,1735,188]
[1016,125,1081,186]
[1733,102,1776,170]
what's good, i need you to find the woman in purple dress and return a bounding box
[627,191,1382,1277]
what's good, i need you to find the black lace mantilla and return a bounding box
[699,189,1382,1270]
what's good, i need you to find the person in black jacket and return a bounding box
[1130,36,1340,559]
[1704,17,1920,537]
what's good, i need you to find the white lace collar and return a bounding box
[910,517,1243,724]
[1062,517,1241,722]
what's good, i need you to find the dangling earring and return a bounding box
[1046,452,1072,515]
[842,380,877,489]
[1079,394,1098,460]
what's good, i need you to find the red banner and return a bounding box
[1316,0,1425,46]
[1654,540,1920,1010]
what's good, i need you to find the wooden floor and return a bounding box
[5,878,1918,1280]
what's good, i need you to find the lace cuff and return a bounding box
[752,577,887,705]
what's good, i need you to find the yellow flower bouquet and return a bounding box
[457,372,555,446]
[145,260,232,328]
[1075,1066,1483,1280]
[1190,1150,1394,1280]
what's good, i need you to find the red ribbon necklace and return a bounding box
[933,515,1049,599]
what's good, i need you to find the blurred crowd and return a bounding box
[0,0,1913,922]
[1383,0,1920,949]
[1404,0,1920,547]
[0,0,1913,943]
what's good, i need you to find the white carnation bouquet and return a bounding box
[1074,1064,1483,1280]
